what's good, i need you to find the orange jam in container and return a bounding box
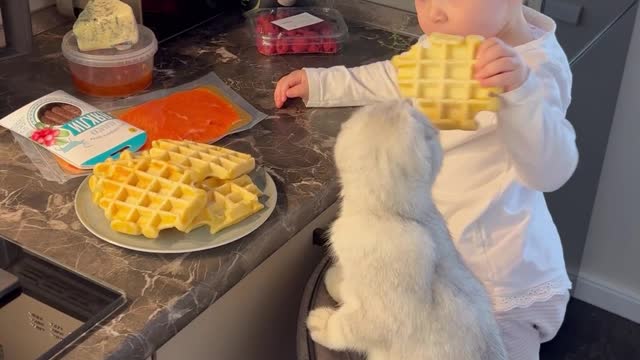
[61,25,158,97]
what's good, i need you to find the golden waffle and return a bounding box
[184,175,264,234]
[89,154,207,238]
[391,33,502,130]
[88,140,263,238]
[146,139,256,180]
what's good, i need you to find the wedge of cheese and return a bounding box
[73,0,139,51]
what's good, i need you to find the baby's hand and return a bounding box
[474,38,529,92]
[274,69,309,108]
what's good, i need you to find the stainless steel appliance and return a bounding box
[0,237,126,360]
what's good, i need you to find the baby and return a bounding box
[275,1,577,359]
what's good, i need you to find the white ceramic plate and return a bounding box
[75,170,277,253]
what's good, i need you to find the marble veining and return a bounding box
[0,10,414,360]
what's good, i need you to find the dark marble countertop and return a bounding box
[0,10,414,360]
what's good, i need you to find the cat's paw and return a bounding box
[324,265,343,303]
[307,307,334,347]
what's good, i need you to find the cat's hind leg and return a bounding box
[324,265,344,303]
[307,307,352,351]
[307,303,377,353]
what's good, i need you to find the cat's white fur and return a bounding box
[307,100,507,360]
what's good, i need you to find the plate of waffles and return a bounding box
[74,139,277,253]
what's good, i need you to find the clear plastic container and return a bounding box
[250,7,348,56]
[61,25,158,97]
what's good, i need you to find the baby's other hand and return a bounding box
[274,69,309,108]
[474,38,529,92]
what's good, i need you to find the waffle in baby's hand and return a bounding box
[391,33,502,130]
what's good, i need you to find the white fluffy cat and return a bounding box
[307,100,507,360]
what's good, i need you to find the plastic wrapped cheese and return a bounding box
[72,0,139,51]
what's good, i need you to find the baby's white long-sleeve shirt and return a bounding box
[304,8,577,312]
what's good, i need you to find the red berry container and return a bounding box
[249,7,348,56]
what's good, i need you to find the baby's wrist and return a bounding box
[301,67,320,107]
[499,69,539,105]
[508,65,531,92]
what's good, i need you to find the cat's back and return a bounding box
[330,213,435,270]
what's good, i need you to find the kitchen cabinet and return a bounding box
[548,0,637,60]
[544,0,639,273]
[154,203,338,360]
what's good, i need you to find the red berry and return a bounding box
[323,39,337,53]
[264,44,277,55]
[263,23,278,36]
[257,41,276,55]
[300,29,317,37]
[290,39,308,53]
[37,138,45,144]
[256,14,270,27]
[53,129,60,136]
[276,39,290,54]
[307,42,322,53]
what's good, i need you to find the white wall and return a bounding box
[574,5,640,324]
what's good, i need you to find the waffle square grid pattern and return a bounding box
[391,33,503,131]
[185,175,264,234]
[148,139,256,180]
[88,140,264,239]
